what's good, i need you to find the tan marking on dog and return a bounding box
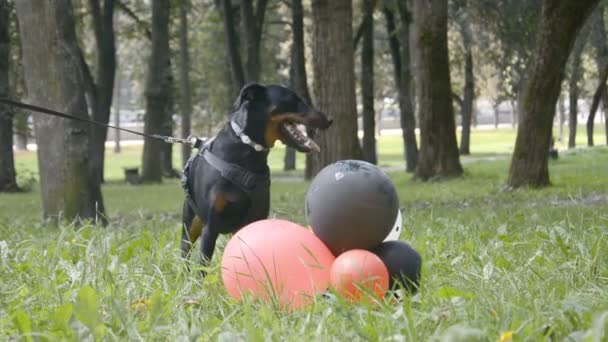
[213,192,228,213]
[189,215,204,243]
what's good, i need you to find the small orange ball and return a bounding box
[330,249,389,301]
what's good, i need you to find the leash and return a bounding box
[0,97,203,148]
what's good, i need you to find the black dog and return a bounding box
[180,83,332,272]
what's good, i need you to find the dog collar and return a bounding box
[230,120,267,152]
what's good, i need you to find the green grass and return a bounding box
[1,132,608,340]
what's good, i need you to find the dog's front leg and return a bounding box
[199,222,219,277]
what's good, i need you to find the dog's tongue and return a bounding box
[280,122,320,153]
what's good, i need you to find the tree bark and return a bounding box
[588,8,608,147]
[85,0,116,184]
[508,0,600,188]
[221,0,245,91]
[16,0,105,222]
[493,102,500,129]
[558,96,565,141]
[179,0,192,166]
[287,0,314,177]
[412,0,462,180]
[587,62,608,146]
[568,36,585,149]
[141,0,171,183]
[113,68,121,153]
[241,0,268,82]
[383,4,418,172]
[459,19,474,155]
[0,0,18,192]
[361,0,376,164]
[310,0,362,174]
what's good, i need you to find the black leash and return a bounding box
[0,97,203,148]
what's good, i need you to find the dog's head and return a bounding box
[231,83,333,152]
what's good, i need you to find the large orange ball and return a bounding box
[330,249,389,301]
[221,219,335,310]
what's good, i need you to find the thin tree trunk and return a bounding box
[508,0,599,188]
[241,0,268,82]
[459,19,474,155]
[510,100,517,128]
[141,0,171,183]
[383,4,418,172]
[14,113,28,150]
[179,0,192,166]
[559,96,565,141]
[568,42,585,149]
[287,0,313,177]
[160,63,176,178]
[311,0,362,175]
[361,0,376,164]
[221,0,245,91]
[588,8,608,147]
[16,0,105,222]
[412,0,462,180]
[113,67,121,153]
[0,0,18,192]
[587,62,608,146]
[87,0,117,184]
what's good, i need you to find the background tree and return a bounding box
[0,0,19,192]
[508,0,600,188]
[567,31,588,149]
[79,0,117,184]
[178,0,192,166]
[412,0,463,180]
[450,0,475,155]
[15,0,105,222]
[383,1,418,172]
[359,0,377,164]
[310,0,362,174]
[588,6,608,146]
[141,0,171,183]
[285,0,312,173]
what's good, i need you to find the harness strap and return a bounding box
[201,148,270,195]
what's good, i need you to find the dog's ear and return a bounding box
[233,83,266,110]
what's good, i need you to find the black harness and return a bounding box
[181,136,271,217]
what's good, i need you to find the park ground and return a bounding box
[1,126,607,340]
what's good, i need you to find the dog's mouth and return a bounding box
[279,121,320,153]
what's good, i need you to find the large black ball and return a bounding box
[372,240,422,294]
[305,160,399,255]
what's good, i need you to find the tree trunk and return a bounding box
[288,0,314,177]
[510,100,517,128]
[558,96,565,141]
[361,0,376,164]
[179,0,192,166]
[459,19,474,156]
[383,4,418,172]
[160,63,176,178]
[0,0,18,192]
[588,8,608,147]
[412,0,462,180]
[221,0,245,91]
[586,62,608,146]
[568,37,585,149]
[141,0,171,183]
[16,0,105,222]
[14,113,28,150]
[285,0,309,173]
[310,0,362,174]
[113,67,121,153]
[241,0,268,82]
[508,0,599,188]
[86,0,116,184]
